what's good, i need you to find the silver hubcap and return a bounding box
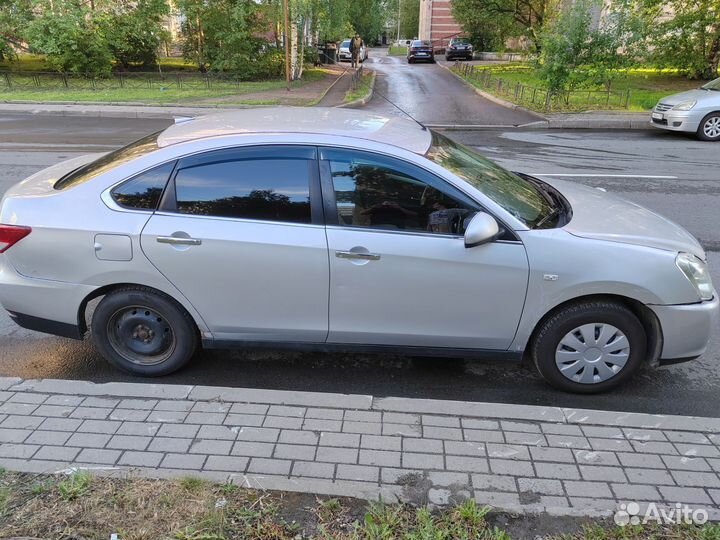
[703,117,720,138]
[555,323,630,384]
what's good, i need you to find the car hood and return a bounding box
[658,88,712,105]
[541,177,705,259]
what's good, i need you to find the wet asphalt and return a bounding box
[0,72,719,418]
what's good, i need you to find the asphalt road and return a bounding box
[1,113,719,418]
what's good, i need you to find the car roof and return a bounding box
[158,107,433,155]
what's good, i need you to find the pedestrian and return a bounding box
[350,33,363,68]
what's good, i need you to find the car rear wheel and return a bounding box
[531,301,646,393]
[92,287,198,376]
[697,112,720,141]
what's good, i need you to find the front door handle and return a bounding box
[335,250,381,261]
[157,236,202,246]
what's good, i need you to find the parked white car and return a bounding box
[0,108,716,392]
[338,39,367,63]
[651,77,720,140]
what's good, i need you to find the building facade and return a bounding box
[418,0,463,46]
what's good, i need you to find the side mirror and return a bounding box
[464,212,500,248]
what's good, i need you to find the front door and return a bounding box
[141,146,329,343]
[320,147,529,350]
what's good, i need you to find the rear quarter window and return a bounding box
[110,161,175,211]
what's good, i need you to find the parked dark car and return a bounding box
[407,40,434,64]
[446,37,473,61]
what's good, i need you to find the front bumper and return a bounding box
[650,110,704,133]
[650,294,719,362]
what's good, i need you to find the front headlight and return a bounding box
[676,252,714,301]
[672,100,696,111]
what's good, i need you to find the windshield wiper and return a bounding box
[534,207,561,229]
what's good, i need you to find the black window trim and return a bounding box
[158,144,324,226]
[317,145,520,242]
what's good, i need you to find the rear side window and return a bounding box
[54,131,161,190]
[173,152,313,224]
[111,161,175,211]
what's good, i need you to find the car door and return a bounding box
[140,145,329,343]
[320,147,529,350]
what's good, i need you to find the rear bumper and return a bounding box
[650,295,719,361]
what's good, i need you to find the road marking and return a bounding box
[532,173,678,179]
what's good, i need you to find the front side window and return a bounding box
[324,149,477,235]
[702,77,720,91]
[111,161,175,210]
[174,156,312,224]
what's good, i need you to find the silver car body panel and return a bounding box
[0,108,717,363]
[651,87,720,133]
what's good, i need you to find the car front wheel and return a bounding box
[531,301,646,393]
[697,112,720,141]
[91,287,198,376]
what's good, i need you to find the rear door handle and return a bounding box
[335,250,381,261]
[157,236,202,246]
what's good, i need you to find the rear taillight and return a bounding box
[0,225,31,253]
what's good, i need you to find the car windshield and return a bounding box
[341,40,350,47]
[54,131,161,190]
[412,40,430,47]
[701,78,720,91]
[425,131,559,228]
[453,38,470,44]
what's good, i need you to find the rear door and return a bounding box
[140,145,329,343]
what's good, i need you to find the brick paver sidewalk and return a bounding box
[0,377,718,518]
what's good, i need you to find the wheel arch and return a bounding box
[523,293,663,368]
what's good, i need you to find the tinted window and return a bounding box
[111,161,174,210]
[412,40,431,47]
[325,150,477,234]
[55,131,161,190]
[175,158,312,223]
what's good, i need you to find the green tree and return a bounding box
[0,0,32,61]
[400,0,419,39]
[347,0,386,45]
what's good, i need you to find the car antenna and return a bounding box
[370,85,428,131]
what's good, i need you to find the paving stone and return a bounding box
[248,457,291,476]
[31,405,72,417]
[428,471,470,487]
[0,428,31,443]
[77,420,122,434]
[383,412,420,425]
[588,438,633,452]
[25,430,72,446]
[274,444,316,461]
[44,395,84,407]
[471,474,517,492]
[567,497,618,510]
[268,405,306,418]
[529,447,574,463]
[486,444,531,460]
[154,400,194,412]
[185,412,226,425]
[77,448,121,464]
[709,489,720,506]
[306,408,344,420]
[161,453,207,470]
[71,407,113,420]
[263,416,303,430]
[235,427,279,443]
[422,415,460,427]
[535,463,580,480]
[444,441,486,457]
[66,433,112,448]
[563,480,612,498]
[403,438,442,454]
[343,421,381,435]
[229,403,269,415]
[623,428,667,442]
[381,467,423,484]
[293,461,335,479]
[540,424,584,436]
[107,435,152,451]
[278,430,318,446]
[446,455,488,473]
[204,456,249,472]
[502,421,541,433]
[574,450,620,467]
[462,419,500,430]
[675,444,720,458]
[39,417,83,432]
[402,452,444,470]
[658,486,712,504]
[231,441,275,458]
[109,409,150,422]
[336,464,378,482]
[474,491,521,507]
[304,419,342,432]
[116,422,162,437]
[489,459,534,477]
[220,414,262,427]
[464,429,504,443]
[383,423,421,437]
[631,441,677,455]
[191,402,231,414]
[0,443,39,459]
[539,495,570,508]
[624,468,674,485]
[504,432,546,446]
[708,458,720,473]
[579,465,627,483]
[611,483,662,501]
[546,435,591,449]
[118,451,164,467]
[197,425,237,441]
[345,410,381,423]
[0,415,44,430]
[158,423,200,438]
[82,397,121,408]
[316,446,358,464]
[149,437,192,453]
[147,410,187,423]
[662,455,711,471]
[360,449,401,467]
[363,435,402,451]
[319,432,360,448]
[189,439,233,455]
[119,399,158,410]
[581,426,624,439]
[670,470,720,488]
[34,446,81,462]
[664,431,712,445]
[518,478,564,496]
[617,452,665,469]
[7,393,47,404]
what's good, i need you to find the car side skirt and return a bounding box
[8,311,84,340]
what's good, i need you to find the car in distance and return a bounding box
[445,37,473,61]
[651,77,720,140]
[338,39,367,63]
[407,40,434,63]
[0,108,717,393]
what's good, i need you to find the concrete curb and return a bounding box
[338,69,377,109]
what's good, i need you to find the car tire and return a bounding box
[91,286,198,377]
[696,112,720,141]
[531,300,646,393]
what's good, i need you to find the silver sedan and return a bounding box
[0,108,717,392]
[651,77,720,140]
